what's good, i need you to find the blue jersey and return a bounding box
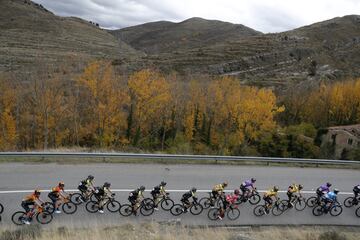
[325,191,337,201]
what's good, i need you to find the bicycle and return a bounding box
[343,196,360,208]
[170,200,203,216]
[253,199,283,217]
[119,198,155,216]
[44,195,77,214]
[280,194,307,212]
[199,192,224,209]
[153,192,174,211]
[11,205,53,225]
[236,189,261,205]
[86,194,121,213]
[208,204,241,221]
[312,200,343,216]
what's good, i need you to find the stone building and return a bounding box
[321,124,360,159]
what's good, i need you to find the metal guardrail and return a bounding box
[0,152,359,165]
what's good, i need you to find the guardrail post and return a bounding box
[103,157,106,163]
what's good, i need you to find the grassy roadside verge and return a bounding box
[0,156,359,170]
[0,223,359,240]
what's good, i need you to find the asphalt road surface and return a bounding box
[0,163,359,227]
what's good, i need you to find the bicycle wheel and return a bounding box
[356,206,360,217]
[330,205,343,216]
[199,197,212,209]
[43,202,55,214]
[306,196,318,208]
[0,203,3,214]
[312,205,324,216]
[295,198,307,211]
[190,204,203,215]
[85,201,99,213]
[36,211,53,224]
[280,200,289,212]
[62,202,77,214]
[11,211,27,225]
[208,208,220,220]
[227,208,240,220]
[249,194,261,205]
[170,204,184,216]
[119,204,133,217]
[160,198,174,211]
[272,204,283,216]
[70,193,85,205]
[344,197,355,208]
[106,200,121,213]
[253,205,266,217]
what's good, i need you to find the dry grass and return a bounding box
[0,223,359,240]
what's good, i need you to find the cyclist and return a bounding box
[128,186,145,215]
[21,189,44,225]
[322,189,339,213]
[95,182,113,213]
[263,186,279,214]
[78,175,95,201]
[181,187,198,212]
[240,178,256,199]
[353,184,360,204]
[151,181,167,210]
[48,182,66,214]
[218,189,241,220]
[316,182,331,197]
[287,183,303,208]
[211,181,228,206]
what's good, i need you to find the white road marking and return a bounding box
[0,189,353,195]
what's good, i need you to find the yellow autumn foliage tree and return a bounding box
[77,61,129,147]
[127,70,172,145]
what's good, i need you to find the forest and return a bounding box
[1,61,360,159]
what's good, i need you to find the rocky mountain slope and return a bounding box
[0,0,140,75]
[1,0,359,91]
[110,17,262,54]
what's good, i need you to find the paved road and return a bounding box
[0,163,359,227]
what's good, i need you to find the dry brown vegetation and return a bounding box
[0,223,359,240]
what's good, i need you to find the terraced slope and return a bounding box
[0,0,140,74]
[128,15,360,89]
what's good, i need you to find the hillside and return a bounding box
[0,0,140,75]
[121,15,360,90]
[110,17,262,54]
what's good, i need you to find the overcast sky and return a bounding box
[32,0,360,33]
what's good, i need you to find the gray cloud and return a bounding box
[33,0,360,32]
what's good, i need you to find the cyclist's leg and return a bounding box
[287,192,293,207]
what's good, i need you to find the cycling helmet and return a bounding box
[223,181,228,187]
[34,189,41,195]
[160,181,167,186]
[191,187,197,193]
[326,182,332,187]
[273,186,279,192]
[59,182,65,187]
[234,189,240,195]
[333,189,339,194]
[251,178,256,183]
[139,186,145,191]
[298,184,303,190]
[88,175,94,180]
[103,182,111,188]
